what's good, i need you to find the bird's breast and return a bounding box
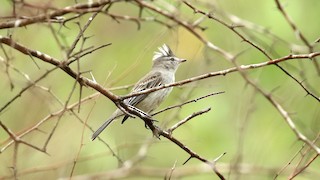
[136,87,172,113]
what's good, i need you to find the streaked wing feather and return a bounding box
[125,72,163,107]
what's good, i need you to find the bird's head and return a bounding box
[152,44,186,72]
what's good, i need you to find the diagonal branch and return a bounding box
[275,0,320,75]
[168,107,211,133]
[134,0,234,60]
[2,35,320,179]
[0,121,47,154]
[0,0,120,29]
[121,52,320,102]
[182,1,320,103]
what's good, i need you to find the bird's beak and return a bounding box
[179,59,187,63]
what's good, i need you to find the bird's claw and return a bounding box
[144,119,158,129]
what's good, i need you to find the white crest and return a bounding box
[152,44,173,60]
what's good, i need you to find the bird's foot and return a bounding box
[144,119,158,129]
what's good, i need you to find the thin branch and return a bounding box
[182,1,320,103]
[288,133,320,179]
[152,91,224,116]
[103,12,172,30]
[0,44,14,90]
[165,160,177,180]
[157,129,225,179]
[1,36,319,105]
[289,154,319,179]
[274,0,311,49]
[66,8,104,58]
[0,121,47,154]
[0,0,120,29]
[134,0,234,60]
[168,107,211,133]
[0,67,58,113]
[275,0,320,75]
[183,1,271,59]
[233,63,320,155]
[121,52,320,102]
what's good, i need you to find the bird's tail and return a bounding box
[91,111,123,141]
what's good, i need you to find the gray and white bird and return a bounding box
[92,44,186,140]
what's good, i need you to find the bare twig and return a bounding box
[153,91,224,116]
[121,52,320,102]
[275,0,320,75]
[168,107,211,133]
[1,1,320,179]
[0,67,58,113]
[0,121,47,154]
[274,0,311,49]
[182,1,320,103]
[66,8,104,58]
[0,0,120,29]
[134,0,234,60]
[165,160,177,180]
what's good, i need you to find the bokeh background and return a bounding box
[0,0,320,179]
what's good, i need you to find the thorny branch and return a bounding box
[0,0,120,29]
[183,1,320,103]
[0,35,228,178]
[120,52,320,102]
[182,0,320,151]
[1,32,320,179]
[1,0,320,179]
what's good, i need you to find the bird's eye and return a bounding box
[169,57,174,61]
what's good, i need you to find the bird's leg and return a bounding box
[127,105,159,129]
[144,119,159,129]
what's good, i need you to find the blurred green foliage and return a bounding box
[0,0,320,179]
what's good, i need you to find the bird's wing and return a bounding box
[126,71,163,107]
[92,73,163,140]
[121,71,163,124]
